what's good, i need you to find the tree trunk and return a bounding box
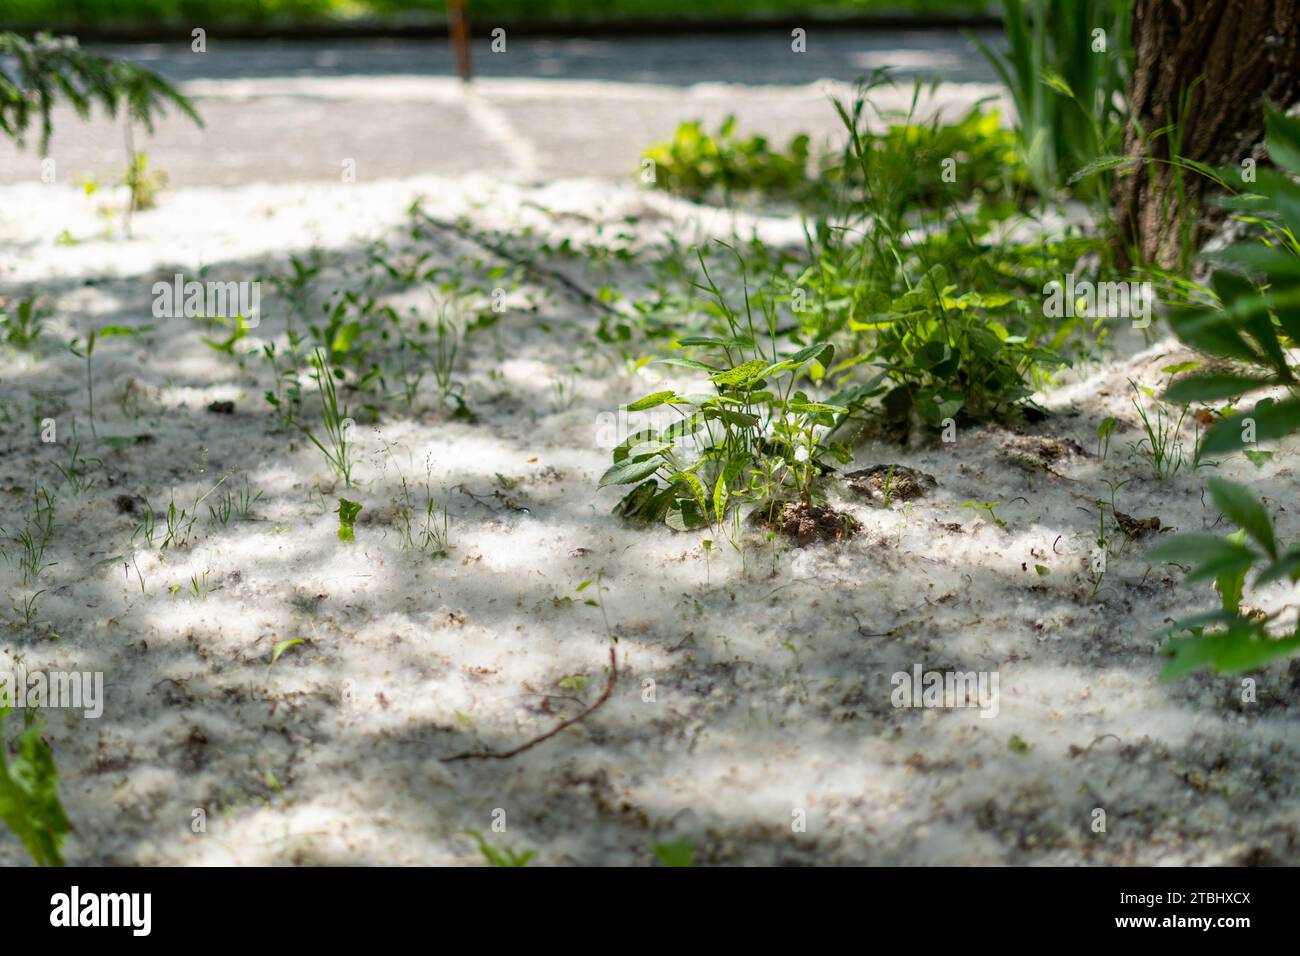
[1112,0,1300,270]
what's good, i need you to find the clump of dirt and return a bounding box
[749,500,860,546]
[843,465,937,502]
[1115,511,1162,538]
[1002,433,1087,464]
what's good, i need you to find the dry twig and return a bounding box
[441,647,618,763]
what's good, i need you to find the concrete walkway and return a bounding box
[0,32,1002,189]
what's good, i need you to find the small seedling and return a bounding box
[0,296,45,350]
[1096,416,1117,459]
[205,476,262,529]
[202,313,252,357]
[270,639,304,668]
[653,838,696,867]
[264,767,283,799]
[161,491,197,550]
[267,250,324,328]
[7,488,56,587]
[301,350,355,487]
[233,477,264,519]
[68,325,145,439]
[576,569,617,642]
[879,464,898,508]
[51,441,100,495]
[120,145,167,234]
[13,590,46,626]
[432,297,463,402]
[415,497,451,558]
[384,445,451,559]
[1128,381,1188,480]
[961,501,1007,530]
[262,341,304,429]
[207,492,233,528]
[1087,506,1108,597]
[132,502,158,548]
[186,570,210,600]
[464,829,535,867]
[336,498,362,541]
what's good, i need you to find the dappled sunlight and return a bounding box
[1,11,1298,871]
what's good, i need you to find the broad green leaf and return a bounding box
[599,455,664,488]
[1163,624,1300,680]
[1153,609,1239,638]
[1265,101,1300,176]
[709,359,769,387]
[786,400,848,415]
[1148,533,1258,584]
[625,440,674,459]
[1214,241,1300,281]
[1208,478,1277,559]
[784,342,835,368]
[625,391,677,412]
[331,320,362,354]
[1164,373,1275,403]
[655,357,717,373]
[0,707,69,867]
[614,479,673,525]
[662,413,704,440]
[1256,545,1300,586]
[677,335,754,349]
[677,470,709,517]
[1216,531,1250,614]
[703,407,759,429]
[712,470,728,524]
[665,498,707,531]
[612,429,658,461]
[1200,398,1300,454]
[1166,304,1263,364]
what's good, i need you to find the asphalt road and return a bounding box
[0,32,1003,188]
[102,30,1000,85]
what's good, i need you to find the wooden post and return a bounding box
[449,0,473,83]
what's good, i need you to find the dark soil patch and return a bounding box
[1002,433,1087,464]
[843,464,937,502]
[750,500,860,546]
[1115,510,1162,538]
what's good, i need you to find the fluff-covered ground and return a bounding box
[0,69,1297,867]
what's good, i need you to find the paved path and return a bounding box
[0,32,1003,188]
[101,31,1000,85]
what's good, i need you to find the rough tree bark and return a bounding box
[1112,0,1300,269]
